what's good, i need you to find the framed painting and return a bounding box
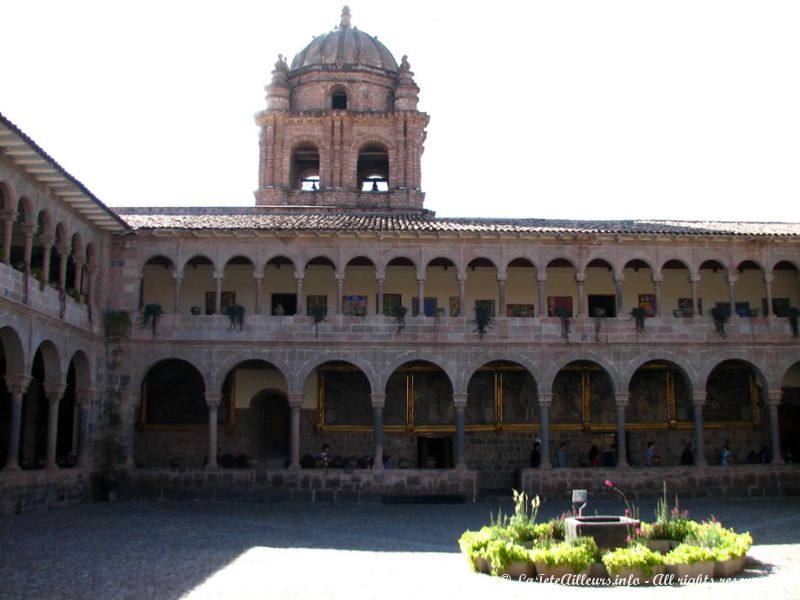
[342,295,368,317]
[506,303,535,317]
[382,293,402,316]
[638,294,656,317]
[306,294,327,317]
[412,296,437,317]
[677,297,701,316]
[449,296,460,317]
[475,299,496,317]
[547,296,573,317]
[205,291,236,315]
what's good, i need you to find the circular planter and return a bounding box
[505,560,536,579]
[666,561,715,579]
[713,556,745,578]
[471,556,491,574]
[607,565,666,584]
[646,539,676,554]
[534,563,589,580]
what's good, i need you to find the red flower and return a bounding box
[605,479,613,488]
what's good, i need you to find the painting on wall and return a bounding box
[342,295,368,317]
[547,296,573,317]
[449,296,460,317]
[381,293,402,316]
[677,297,701,316]
[506,303,535,317]
[412,297,437,317]
[475,299,496,317]
[638,294,656,317]
[205,291,236,315]
[306,294,327,317]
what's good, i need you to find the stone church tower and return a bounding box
[255,6,429,211]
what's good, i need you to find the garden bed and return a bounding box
[458,483,752,586]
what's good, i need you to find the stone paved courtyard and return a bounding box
[1,496,799,599]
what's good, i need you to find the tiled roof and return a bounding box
[116,207,800,237]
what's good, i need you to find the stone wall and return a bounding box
[126,467,478,503]
[0,469,90,516]
[519,464,800,501]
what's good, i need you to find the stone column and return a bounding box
[122,388,137,470]
[614,274,625,317]
[371,393,386,470]
[536,274,547,317]
[44,383,66,470]
[457,274,467,316]
[575,274,586,317]
[690,275,700,318]
[416,276,426,318]
[70,401,80,457]
[615,393,629,467]
[72,254,84,294]
[40,234,54,285]
[376,276,385,316]
[172,271,183,313]
[453,393,467,469]
[692,391,707,467]
[253,271,264,314]
[653,277,663,317]
[1,211,14,265]
[76,390,93,468]
[497,277,507,317]
[294,272,305,316]
[21,222,35,274]
[335,274,345,315]
[3,377,31,471]
[57,245,70,291]
[727,273,738,318]
[288,392,303,469]
[205,392,221,470]
[86,265,98,312]
[767,391,784,465]
[213,272,224,314]
[764,274,774,318]
[538,393,552,469]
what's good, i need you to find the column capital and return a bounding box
[4,375,32,394]
[56,244,71,257]
[613,273,625,284]
[416,276,426,283]
[766,390,782,406]
[39,233,55,246]
[20,222,36,235]
[457,274,468,284]
[370,393,386,409]
[692,391,706,406]
[614,392,629,408]
[726,274,738,285]
[75,389,95,405]
[287,392,304,408]
[763,274,774,284]
[496,276,507,284]
[43,383,67,401]
[253,270,264,280]
[538,392,553,407]
[536,274,548,283]
[574,274,586,284]
[651,276,663,284]
[172,271,184,281]
[690,274,701,284]
[205,392,222,407]
[213,272,224,281]
[293,272,305,281]
[452,393,468,408]
[334,272,346,282]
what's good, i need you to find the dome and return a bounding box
[290,6,398,74]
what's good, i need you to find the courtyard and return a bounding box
[1,495,798,599]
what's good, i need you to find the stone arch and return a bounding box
[380,251,420,273]
[287,138,323,190]
[36,208,53,238]
[303,253,338,272]
[294,352,377,396]
[619,350,697,394]
[16,196,35,224]
[775,354,800,395]
[181,253,217,273]
[459,351,543,394]
[697,353,769,392]
[210,352,292,392]
[329,83,349,109]
[0,325,26,379]
[67,349,92,392]
[379,352,456,393]
[32,340,61,386]
[355,139,392,192]
[131,352,209,396]
[0,179,15,212]
[542,350,620,395]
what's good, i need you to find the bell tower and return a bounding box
[255,7,429,211]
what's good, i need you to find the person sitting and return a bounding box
[530,440,541,468]
[680,441,694,466]
[645,441,660,466]
[721,444,732,466]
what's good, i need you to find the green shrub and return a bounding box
[530,537,600,572]
[602,543,665,577]
[685,521,752,560]
[664,543,716,565]
[484,539,532,575]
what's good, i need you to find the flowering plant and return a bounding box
[604,479,639,520]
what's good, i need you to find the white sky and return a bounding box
[2,0,799,221]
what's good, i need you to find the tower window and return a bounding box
[332,91,347,110]
[290,142,320,191]
[357,141,389,192]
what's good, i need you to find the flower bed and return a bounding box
[458,484,751,585]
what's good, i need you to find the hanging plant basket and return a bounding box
[630,307,646,335]
[225,304,245,331]
[711,307,728,338]
[140,303,164,336]
[556,307,570,340]
[104,310,132,342]
[474,306,493,339]
[394,305,407,333]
